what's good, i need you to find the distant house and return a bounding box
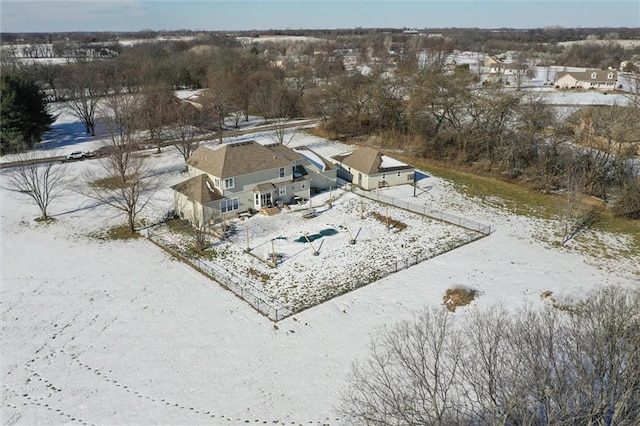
[555,69,619,90]
[172,140,337,226]
[332,147,414,190]
[484,56,526,75]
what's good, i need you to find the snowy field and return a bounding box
[2,109,639,425]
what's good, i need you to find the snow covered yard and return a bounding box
[150,188,481,318]
[2,115,639,424]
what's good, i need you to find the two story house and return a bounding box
[172,140,337,226]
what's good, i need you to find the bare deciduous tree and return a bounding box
[2,151,68,220]
[60,61,109,136]
[461,306,520,425]
[81,94,157,234]
[560,162,589,244]
[82,149,157,234]
[341,286,640,426]
[166,102,204,162]
[139,83,179,153]
[341,308,464,426]
[204,70,236,143]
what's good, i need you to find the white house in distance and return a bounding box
[332,146,415,190]
[555,69,619,90]
[484,56,526,75]
[172,140,337,226]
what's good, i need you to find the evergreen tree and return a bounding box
[0,74,54,154]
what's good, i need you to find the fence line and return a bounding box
[351,186,492,235]
[290,227,487,317]
[145,185,491,322]
[147,229,292,322]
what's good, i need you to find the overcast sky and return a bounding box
[2,0,639,33]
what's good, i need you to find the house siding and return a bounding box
[555,69,618,90]
[189,164,315,213]
[174,141,338,224]
[174,191,219,226]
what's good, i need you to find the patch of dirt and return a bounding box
[443,288,477,312]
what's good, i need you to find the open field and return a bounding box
[2,109,638,424]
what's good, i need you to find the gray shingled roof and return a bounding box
[557,69,618,83]
[334,146,411,175]
[171,174,222,204]
[186,141,295,178]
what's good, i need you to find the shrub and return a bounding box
[614,178,640,219]
[443,287,477,311]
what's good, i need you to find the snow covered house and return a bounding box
[332,146,415,190]
[171,141,337,226]
[555,69,619,90]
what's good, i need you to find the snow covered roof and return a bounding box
[294,148,327,172]
[333,146,412,175]
[380,155,409,169]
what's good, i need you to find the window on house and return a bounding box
[279,186,286,196]
[608,72,614,79]
[220,198,239,213]
[301,181,307,189]
[591,72,597,79]
[382,173,386,180]
[397,171,401,177]
[224,177,234,189]
[407,173,414,181]
[279,167,285,178]
[214,178,220,188]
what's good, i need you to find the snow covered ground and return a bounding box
[1,114,638,424]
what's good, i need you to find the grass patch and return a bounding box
[166,218,196,236]
[187,245,218,260]
[34,216,56,224]
[90,224,140,241]
[406,156,564,219]
[247,267,271,284]
[91,175,123,190]
[371,211,407,231]
[91,174,140,190]
[402,155,640,252]
[443,287,478,312]
[303,127,338,140]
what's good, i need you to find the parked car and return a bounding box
[66,151,86,160]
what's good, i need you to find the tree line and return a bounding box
[341,286,640,425]
[2,31,639,220]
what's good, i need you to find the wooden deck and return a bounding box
[260,206,280,216]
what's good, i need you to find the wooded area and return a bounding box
[1,27,639,221]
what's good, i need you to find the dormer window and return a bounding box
[607,72,614,79]
[591,72,598,79]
